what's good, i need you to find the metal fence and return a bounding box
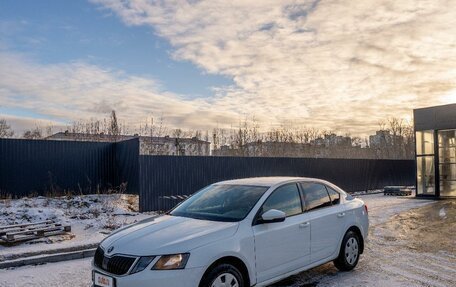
[139,156,415,211]
[0,138,415,211]
[115,139,140,194]
[0,138,140,197]
[0,138,115,197]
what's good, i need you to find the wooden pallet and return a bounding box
[0,221,71,245]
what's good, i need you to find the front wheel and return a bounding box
[200,263,244,287]
[334,230,361,271]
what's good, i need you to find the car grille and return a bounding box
[94,246,137,275]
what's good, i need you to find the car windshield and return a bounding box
[170,184,268,222]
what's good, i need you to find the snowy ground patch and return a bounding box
[0,194,153,261]
[272,194,456,287]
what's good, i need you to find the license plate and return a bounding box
[94,272,115,287]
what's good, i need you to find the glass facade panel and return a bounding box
[416,130,434,155]
[417,156,435,195]
[438,129,456,197]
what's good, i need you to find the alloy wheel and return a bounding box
[345,237,359,265]
[211,272,239,287]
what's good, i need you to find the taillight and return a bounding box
[364,205,368,214]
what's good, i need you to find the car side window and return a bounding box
[261,184,303,217]
[301,183,332,211]
[326,186,340,205]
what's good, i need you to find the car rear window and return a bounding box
[326,186,340,205]
[300,182,332,211]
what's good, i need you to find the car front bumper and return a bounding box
[92,265,206,287]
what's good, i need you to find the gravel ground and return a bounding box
[1,194,454,287]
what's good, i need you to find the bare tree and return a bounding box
[136,115,171,155]
[378,120,387,131]
[0,119,14,138]
[402,120,415,158]
[109,110,120,137]
[45,125,54,138]
[64,110,130,142]
[139,115,167,138]
[212,127,231,150]
[172,128,183,138]
[387,117,415,159]
[23,127,43,139]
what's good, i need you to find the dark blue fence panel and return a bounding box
[0,138,116,197]
[139,156,415,212]
[114,138,140,194]
[0,138,415,210]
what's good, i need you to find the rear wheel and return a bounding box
[334,230,361,271]
[200,263,244,287]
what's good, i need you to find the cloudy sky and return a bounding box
[1,0,455,135]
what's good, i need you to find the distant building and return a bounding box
[213,140,374,159]
[244,141,312,157]
[414,104,456,198]
[310,137,325,147]
[46,132,211,156]
[46,132,134,142]
[309,134,351,147]
[212,145,237,156]
[139,135,210,156]
[369,130,403,149]
[324,134,352,147]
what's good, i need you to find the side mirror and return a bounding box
[259,209,286,224]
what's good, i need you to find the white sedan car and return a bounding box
[92,177,369,287]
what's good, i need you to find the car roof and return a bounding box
[216,176,325,187]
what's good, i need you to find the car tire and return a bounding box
[334,230,361,271]
[200,263,245,287]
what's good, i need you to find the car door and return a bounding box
[300,182,346,263]
[252,183,311,283]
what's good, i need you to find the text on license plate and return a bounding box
[94,272,114,287]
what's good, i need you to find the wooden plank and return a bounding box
[2,229,65,243]
[2,230,68,245]
[0,220,53,230]
[3,225,55,236]
[0,223,57,236]
[6,226,62,237]
[2,234,39,243]
[0,221,72,244]
[8,230,67,243]
[1,221,62,234]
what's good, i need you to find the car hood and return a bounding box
[100,215,239,256]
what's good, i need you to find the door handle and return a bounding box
[337,212,346,218]
[299,222,310,228]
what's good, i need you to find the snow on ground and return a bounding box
[0,258,91,287]
[272,194,456,287]
[1,194,454,287]
[0,194,153,261]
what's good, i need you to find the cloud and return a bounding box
[89,0,456,135]
[0,50,244,131]
[0,113,66,136]
[1,0,455,137]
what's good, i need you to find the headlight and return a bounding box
[152,253,190,270]
[130,256,155,274]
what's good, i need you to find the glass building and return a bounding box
[414,104,456,198]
